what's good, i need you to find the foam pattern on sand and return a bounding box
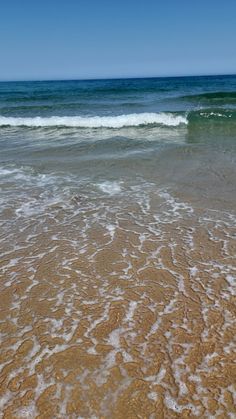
[0,166,236,418]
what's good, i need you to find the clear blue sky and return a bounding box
[1,0,235,81]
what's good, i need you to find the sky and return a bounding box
[0,0,236,81]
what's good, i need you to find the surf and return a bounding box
[0,112,188,128]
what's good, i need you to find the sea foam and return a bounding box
[98,181,122,195]
[0,113,187,128]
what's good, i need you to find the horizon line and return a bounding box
[0,72,235,83]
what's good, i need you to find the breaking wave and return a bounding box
[0,112,187,128]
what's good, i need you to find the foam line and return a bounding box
[0,113,187,128]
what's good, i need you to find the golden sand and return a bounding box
[0,193,236,418]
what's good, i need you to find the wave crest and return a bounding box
[0,113,187,128]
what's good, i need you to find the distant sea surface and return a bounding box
[1,76,236,417]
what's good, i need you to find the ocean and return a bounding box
[0,75,236,417]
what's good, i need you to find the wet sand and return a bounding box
[1,184,236,418]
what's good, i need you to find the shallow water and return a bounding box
[0,76,236,418]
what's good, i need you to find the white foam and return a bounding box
[165,393,201,415]
[107,328,122,348]
[148,392,158,401]
[0,167,20,176]
[13,403,38,418]
[225,274,236,295]
[189,266,198,277]
[125,301,138,324]
[146,366,166,385]
[106,224,116,240]
[0,113,188,128]
[98,181,121,195]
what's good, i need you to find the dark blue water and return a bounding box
[0,75,236,117]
